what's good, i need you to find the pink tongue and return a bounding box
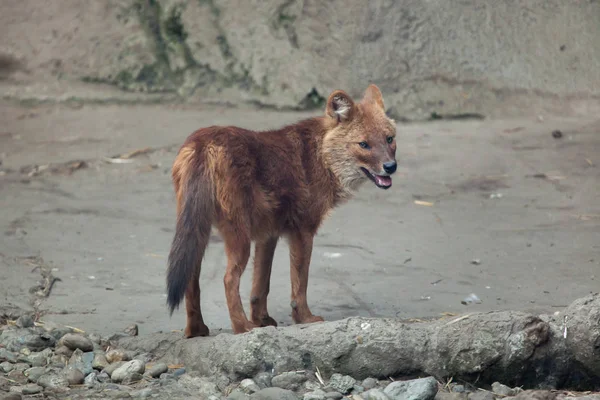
[375,175,392,187]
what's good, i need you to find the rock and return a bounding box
[304,389,327,400]
[111,359,145,383]
[59,333,94,352]
[85,371,99,387]
[37,372,70,389]
[93,352,109,371]
[0,348,17,363]
[173,367,186,377]
[8,386,22,394]
[0,361,14,372]
[2,393,23,400]
[124,324,139,336]
[55,345,74,358]
[0,328,55,352]
[435,393,468,400]
[228,391,251,400]
[467,393,496,400]
[250,387,300,400]
[133,352,153,364]
[132,388,155,398]
[491,382,515,397]
[353,384,365,394]
[106,349,131,363]
[122,372,143,384]
[21,383,43,395]
[254,372,273,389]
[324,392,344,400]
[24,366,46,382]
[384,377,438,400]
[26,348,53,367]
[159,372,177,386]
[89,333,102,344]
[15,315,34,329]
[179,375,221,397]
[362,378,378,390]
[68,348,94,375]
[240,378,261,394]
[327,373,356,394]
[7,370,28,385]
[363,389,393,400]
[304,380,321,391]
[49,354,68,368]
[452,385,466,393]
[11,362,29,371]
[272,371,307,390]
[63,365,85,385]
[97,370,111,383]
[145,362,168,378]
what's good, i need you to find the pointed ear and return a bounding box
[363,84,385,110]
[326,90,355,122]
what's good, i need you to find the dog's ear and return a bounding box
[362,84,385,110]
[326,90,355,123]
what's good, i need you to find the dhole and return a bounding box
[166,84,397,337]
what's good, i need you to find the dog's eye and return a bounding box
[386,136,394,144]
[358,141,370,149]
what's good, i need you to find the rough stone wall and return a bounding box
[1,0,599,120]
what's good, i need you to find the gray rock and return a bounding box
[111,359,145,383]
[179,375,221,397]
[60,333,94,352]
[254,372,273,389]
[104,361,127,376]
[8,386,23,394]
[133,352,152,364]
[145,362,168,378]
[89,333,102,344]
[122,372,143,384]
[384,377,438,400]
[353,384,365,394]
[228,390,251,400]
[15,315,34,329]
[0,361,14,372]
[106,349,131,363]
[362,378,378,390]
[93,352,109,370]
[68,348,94,375]
[24,366,46,382]
[55,345,74,358]
[491,382,515,397]
[124,324,139,336]
[240,378,261,394]
[325,392,344,400]
[85,371,99,387]
[21,383,43,395]
[97,370,111,383]
[327,373,356,394]
[363,389,392,400]
[159,372,177,386]
[2,393,23,400]
[436,394,468,400]
[12,362,30,371]
[25,348,53,367]
[7,370,28,385]
[272,371,307,390]
[304,380,321,391]
[173,367,186,377]
[452,385,466,393]
[132,388,155,398]
[250,387,299,400]
[37,372,70,389]
[0,348,18,363]
[467,392,495,400]
[63,365,85,385]
[304,389,327,400]
[0,328,55,352]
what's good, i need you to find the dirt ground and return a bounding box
[0,96,599,337]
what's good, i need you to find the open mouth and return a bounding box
[361,167,392,189]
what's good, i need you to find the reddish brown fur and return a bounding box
[166,85,397,336]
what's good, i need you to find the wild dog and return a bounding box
[166,84,398,337]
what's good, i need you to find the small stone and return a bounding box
[97,370,111,383]
[384,377,438,400]
[24,366,46,382]
[133,352,152,364]
[2,393,23,400]
[63,365,85,385]
[435,394,468,400]
[21,383,43,395]
[122,372,143,384]
[85,371,99,387]
[452,385,466,393]
[159,373,177,386]
[467,392,495,400]
[552,130,563,139]
[228,390,251,400]
[250,387,300,400]
[272,371,307,391]
[0,329,55,352]
[88,333,102,344]
[173,367,186,377]
[325,392,344,400]
[106,349,131,363]
[327,373,356,395]
[363,389,392,400]
[254,372,273,389]
[111,359,145,383]
[145,362,168,378]
[363,378,378,390]
[304,380,322,391]
[7,370,28,385]
[59,333,94,352]
[38,372,70,389]
[124,324,139,336]
[15,315,34,329]
[0,361,14,372]
[353,384,365,394]
[491,382,515,397]
[12,362,30,372]
[93,352,109,370]
[0,348,18,363]
[68,348,94,375]
[104,361,127,376]
[49,354,68,368]
[55,345,74,358]
[8,386,23,394]
[132,388,155,398]
[28,348,53,367]
[240,378,261,394]
[304,389,327,400]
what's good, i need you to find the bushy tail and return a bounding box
[166,169,213,316]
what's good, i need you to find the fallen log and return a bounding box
[117,293,600,391]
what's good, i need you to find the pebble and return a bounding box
[104,360,127,376]
[327,373,356,394]
[240,378,261,394]
[159,372,177,386]
[15,315,34,329]
[173,367,186,377]
[0,348,18,363]
[146,362,168,378]
[304,389,327,399]
[271,371,307,391]
[254,372,273,389]
[85,371,99,387]
[111,359,145,383]
[124,324,139,336]
[106,349,131,363]
[0,329,55,352]
[59,333,94,352]
[68,348,94,375]
[467,392,495,400]
[363,389,392,400]
[26,348,53,366]
[55,345,74,358]
[384,376,438,400]
[362,377,378,390]
[491,382,515,396]
[88,333,102,344]
[63,365,85,385]
[122,372,144,384]
[93,352,109,370]
[97,370,111,383]
[228,390,251,400]
[250,387,299,400]
[12,363,30,372]
[325,392,344,400]
[21,383,43,395]
[7,370,28,385]
[24,366,46,382]
[452,385,466,393]
[0,361,14,372]
[2,393,23,400]
[37,372,69,389]
[132,388,155,398]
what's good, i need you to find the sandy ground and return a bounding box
[0,98,599,337]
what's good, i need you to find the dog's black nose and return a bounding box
[383,161,397,174]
